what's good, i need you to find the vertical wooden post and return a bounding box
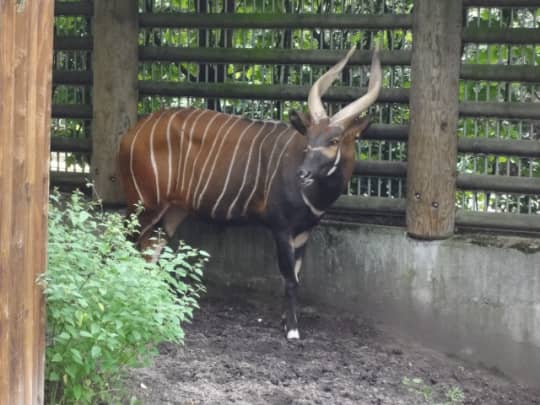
[92,0,138,204]
[406,0,463,239]
[0,1,54,403]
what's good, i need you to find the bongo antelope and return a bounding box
[118,46,382,340]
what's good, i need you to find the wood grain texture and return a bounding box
[0,1,54,404]
[406,0,463,239]
[92,0,138,204]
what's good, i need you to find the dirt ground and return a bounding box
[129,290,540,405]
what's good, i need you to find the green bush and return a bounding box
[41,190,207,404]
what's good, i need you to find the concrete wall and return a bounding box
[176,218,540,387]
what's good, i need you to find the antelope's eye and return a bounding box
[329,138,340,146]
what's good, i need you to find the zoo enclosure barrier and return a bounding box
[51,0,540,237]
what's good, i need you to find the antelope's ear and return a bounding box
[344,116,370,139]
[289,110,311,135]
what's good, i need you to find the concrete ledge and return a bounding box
[175,218,540,387]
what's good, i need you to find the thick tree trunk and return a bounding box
[406,0,463,239]
[0,1,54,403]
[92,0,139,204]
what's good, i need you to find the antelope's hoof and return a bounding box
[286,328,300,340]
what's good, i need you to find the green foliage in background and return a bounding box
[41,190,207,404]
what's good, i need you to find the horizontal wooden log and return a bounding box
[457,174,540,195]
[54,0,93,16]
[138,81,409,103]
[456,210,540,234]
[463,27,540,44]
[53,36,92,50]
[50,171,88,188]
[463,0,540,7]
[51,136,92,153]
[459,102,540,120]
[354,160,407,177]
[140,47,412,66]
[139,13,413,29]
[458,137,540,158]
[52,70,92,85]
[363,124,408,142]
[332,195,406,214]
[460,64,540,83]
[52,104,92,119]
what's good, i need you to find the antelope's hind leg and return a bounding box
[135,204,188,263]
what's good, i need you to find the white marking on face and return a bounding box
[150,112,166,204]
[226,122,268,220]
[197,116,244,210]
[166,110,183,196]
[192,115,236,207]
[301,191,325,217]
[211,121,257,218]
[129,114,155,206]
[293,232,309,249]
[241,123,281,216]
[294,258,303,283]
[327,144,342,177]
[287,329,300,340]
[180,109,210,193]
[174,109,201,193]
[185,112,222,202]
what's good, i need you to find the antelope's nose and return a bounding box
[298,169,313,186]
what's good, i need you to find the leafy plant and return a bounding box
[402,376,465,405]
[41,190,208,404]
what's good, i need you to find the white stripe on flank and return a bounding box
[192,114,237,207]
[150,111,167,204]
[129,114,155,206]
[166,110,184,196]
[263,126,292,198]
[211,121,257,218]
[174,109,203,193]
[185,111,222,202]
[241,123,281,216]
[196,116,244,210]
[264,129,296,205]
[226,122,268,220]
[180,109,211,193]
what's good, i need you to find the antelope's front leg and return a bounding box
[274,230,309,340]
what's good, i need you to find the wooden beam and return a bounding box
[457,174,540,195]
[0,1,54,403]
[464,0,540,6]
[463,27,540,45]
[460,64,540,83]
[459,102,540,120]
[54,0,93,16]
[406,0,463,239]
[92,1,139,204]
[139,12,413,29]
[138,81,409,103]
[139,47,412,66]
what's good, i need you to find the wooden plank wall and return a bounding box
[0,1,55,403]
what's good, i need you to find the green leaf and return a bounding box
[91,345,102,359]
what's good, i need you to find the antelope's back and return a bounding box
[118,108,302,221]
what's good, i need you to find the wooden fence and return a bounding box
[51,0,540,236]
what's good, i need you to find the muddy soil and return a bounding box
[129,291,540,405]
